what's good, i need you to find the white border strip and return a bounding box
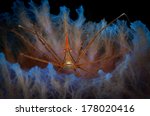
[0,99,149,116]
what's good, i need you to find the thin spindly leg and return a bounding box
[20,53,61,67]
[34,30,61,63]
[18,25,61,63]
[11,29,56,63]
[57,67,63,73]
[78,66,96,76]
[77,53,120,67]
[76,13,127,63]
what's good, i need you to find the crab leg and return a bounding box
[18,25,61,63]
[76,13,127,63]
[20,53,61,67]
[78,66,96,76]
[11,29,56,63]
[77,53,121,67]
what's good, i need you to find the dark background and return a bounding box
[0,0,149,29]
